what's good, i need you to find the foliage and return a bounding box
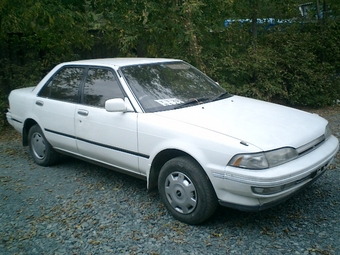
[0,0,93,125]
[1,0,340,128]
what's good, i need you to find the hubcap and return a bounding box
[31,132,46,160]
[164,172,197,214]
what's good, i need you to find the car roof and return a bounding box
[62,58,181,68]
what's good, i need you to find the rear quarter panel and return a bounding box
[7,87,36,133]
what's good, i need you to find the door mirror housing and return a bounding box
[105,98,134,112]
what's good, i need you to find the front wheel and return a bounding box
[28,124,59,166]
[158,156,218,225]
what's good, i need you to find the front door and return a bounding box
[75,67,140,174]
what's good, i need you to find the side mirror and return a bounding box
[105,98,134,112]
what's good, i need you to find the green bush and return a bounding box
[1,1,340,130]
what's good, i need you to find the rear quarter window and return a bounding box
[38,67,84,103]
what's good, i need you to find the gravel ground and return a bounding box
[0,106,339,255]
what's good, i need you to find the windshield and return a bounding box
[120,61,229,112]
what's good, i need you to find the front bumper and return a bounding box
[213,135,339,211]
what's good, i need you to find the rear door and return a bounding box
[75,67,140,174]
[35,66,84,153]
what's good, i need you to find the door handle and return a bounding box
[35,100,44,106]
[77,109,89,116]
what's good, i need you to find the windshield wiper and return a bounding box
[174,97,210,109]
[211,92,232,102]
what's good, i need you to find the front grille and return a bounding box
[297,135,325,156]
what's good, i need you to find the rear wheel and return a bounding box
[28,124,59,166]
[158,156,218,224]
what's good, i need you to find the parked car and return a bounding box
[6,58,339,224]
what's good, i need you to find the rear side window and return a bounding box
[83,68,124,108]
[39,67,84,103]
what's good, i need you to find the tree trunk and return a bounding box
[250,0,258,49]
[316,0,321,20]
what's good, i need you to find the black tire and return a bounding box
[28,124,59,166]
[158,156,218,225]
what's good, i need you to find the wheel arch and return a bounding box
[148,149,203,190]
[22,118,38,146]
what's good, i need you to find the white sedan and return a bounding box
[6,58,339,224]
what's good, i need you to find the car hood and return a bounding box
[154,96,327,151]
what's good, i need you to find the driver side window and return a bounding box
[83,68,124,108]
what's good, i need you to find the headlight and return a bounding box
[265,147,298,167]
[228,147,298,170]
[228,152,268,169]
[325,124,332,139]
